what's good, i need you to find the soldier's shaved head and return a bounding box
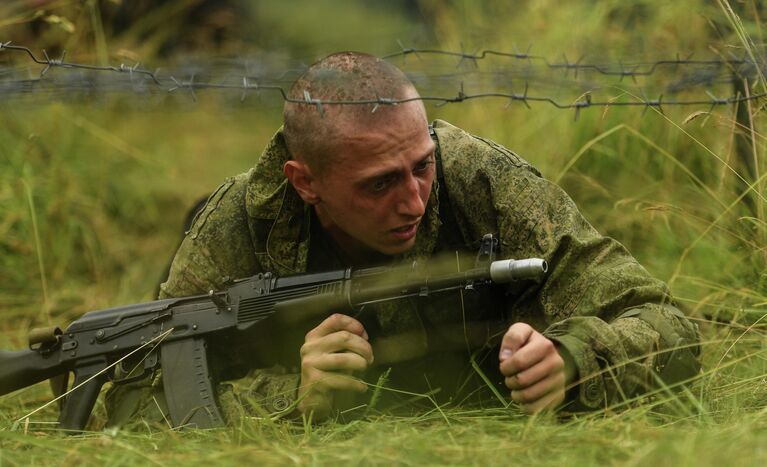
[283,52,424,177]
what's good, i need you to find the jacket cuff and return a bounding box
[545,332,606,411]
[248,370,301,416]
[217,367,301,421]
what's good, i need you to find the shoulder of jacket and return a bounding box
[432,119,542,177]
[208,171,251,211]
[186,170,252,240]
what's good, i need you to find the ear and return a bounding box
[283,160,321,205]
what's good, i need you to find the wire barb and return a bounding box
[303,90,324,117]
[573,93,592,121]
[521,82,531,109]
[241,76,249,102]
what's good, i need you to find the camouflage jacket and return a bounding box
[106,120,700,424]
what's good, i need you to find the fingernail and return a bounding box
[363,330,369,340]
[500,349,512,360]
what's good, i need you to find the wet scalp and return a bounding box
[283,52,418,177]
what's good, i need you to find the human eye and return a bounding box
[369,176,394,194]
[413,156,434,174]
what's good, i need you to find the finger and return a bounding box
[301,330,374,363]
[504,353,565,390]
[500,333,555,376]
[303,370,368,393]
[510,370,566,404]
[305,351,370,373]
[306,313,368,341]
[520,387,566,414]
[499,323,533,361]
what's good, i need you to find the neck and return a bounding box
[313,206,388,267]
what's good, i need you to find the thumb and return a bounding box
[499,322,533,361]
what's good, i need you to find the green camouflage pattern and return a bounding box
[105,120,700,425]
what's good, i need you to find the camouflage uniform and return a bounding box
[105,120,700,424]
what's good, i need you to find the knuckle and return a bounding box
[515,373,529,387]
[504,376,518,390]
[347,317,363,331]
[330,353,347,368]
[301,355,317,369]
[511,322,531,334]
[339,330,354,344]
[508,354,523,370]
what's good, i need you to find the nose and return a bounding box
[397,173,426,218]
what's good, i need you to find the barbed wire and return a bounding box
[383,42,758,81]
[1,41,765,118]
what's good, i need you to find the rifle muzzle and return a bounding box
[489,258,548,283]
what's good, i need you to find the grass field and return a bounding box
[2,0,767,465]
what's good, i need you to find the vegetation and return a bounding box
[2,0,767,465]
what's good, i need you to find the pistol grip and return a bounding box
[58,360,108,431]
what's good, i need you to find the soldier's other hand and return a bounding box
[499,322,566,414]
[297,313,373,420]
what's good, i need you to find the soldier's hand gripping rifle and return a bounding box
[0,235,546,431]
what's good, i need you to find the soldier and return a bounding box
[106,52,700,425]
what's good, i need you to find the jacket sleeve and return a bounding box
[439,126,701,411]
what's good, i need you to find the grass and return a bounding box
[2,0,767,465]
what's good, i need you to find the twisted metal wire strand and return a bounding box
[383,43,755,81]
[1,41,764,116]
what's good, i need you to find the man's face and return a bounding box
[311,102,436,257]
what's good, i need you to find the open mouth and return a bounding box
[390,222,419,240]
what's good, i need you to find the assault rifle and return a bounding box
[0,235,546,431]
